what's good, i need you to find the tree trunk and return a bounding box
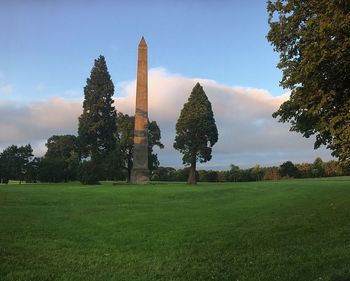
[127,168,131,183]
[187,158,197,184]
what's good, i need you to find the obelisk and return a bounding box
[130,37,149,184]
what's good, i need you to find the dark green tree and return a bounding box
[39,158,66,182]
[117,112,164,182]
[267,0,350,164]
[151,166,176,181]
[175,167,193,182]
[0,154,8,184]
[0,144,33,183]
[25,157,41,183]
[279,161,299,178]
[45,135,79,159]
[228,164,242,182]
[78,160,100,185]
[203,170,219,182]
[148,120,164,171]
[78,55,117,183]
[43,135,80,182]
[312,157,325,178]
[117,113,134,182]
[250,165,265,181]
[174,83,218,184]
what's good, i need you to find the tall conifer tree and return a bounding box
[78,56,117,177]
[174,83,218,184]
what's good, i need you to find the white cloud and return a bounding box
[0,97,82,155]
[0,68,333,168]
[117,68,332,168]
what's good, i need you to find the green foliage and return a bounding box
[174,83,218,184]
[198,170,219,182]
[227,164,243,182]
[45,135,79,159]
[39,157,66,182]
[78,160,100,185]
[101,149,124,181]
[78,55,117,165]
[148,120,164,170]
[116,113,134,182]
[312,157,325,178]
[152,158,349,182]
[174,167,194,182]
[250,165,265,181]
[279,161,299,178]
[151,166,176,181]
[78,55,118,183]
[0,144,33,182]
[267,0,350,164]
[1,180,350,280]
[43,135,80,182]
[117,112,164,182]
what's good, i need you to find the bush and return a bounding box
[78,161,100,185]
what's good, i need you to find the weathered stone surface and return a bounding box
[131,37,149,184]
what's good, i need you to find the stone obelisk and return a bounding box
[131,37,149,184]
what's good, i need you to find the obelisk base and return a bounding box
[130,168,149,184]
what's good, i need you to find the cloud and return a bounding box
[0,97,82,155]
[0,68,333,168]
[117,68,333,168]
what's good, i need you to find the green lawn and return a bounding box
[1,179,350,281]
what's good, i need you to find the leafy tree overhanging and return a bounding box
[267,0,350,164]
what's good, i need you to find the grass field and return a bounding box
[1,179,350,281]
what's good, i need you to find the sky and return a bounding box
[0,0,333,169]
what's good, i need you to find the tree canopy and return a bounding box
[174,82,218,184]
[41,135,80,182]
[78,55,117,183]
[0,144,33,183]
[267,0,350,164]
[78,55,117,163]
[45,135,79,160]
[279,161,299,178]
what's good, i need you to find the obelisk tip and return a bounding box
[139,36,147,47]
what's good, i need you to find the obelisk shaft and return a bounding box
[131,37,149,184]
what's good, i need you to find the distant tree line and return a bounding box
[0,113,163,184]
[1,143,349,184]
[0,116,164,184]
[151,158,350,183]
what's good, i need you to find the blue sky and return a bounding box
[0,0,333,168]
[1,0,282,100]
